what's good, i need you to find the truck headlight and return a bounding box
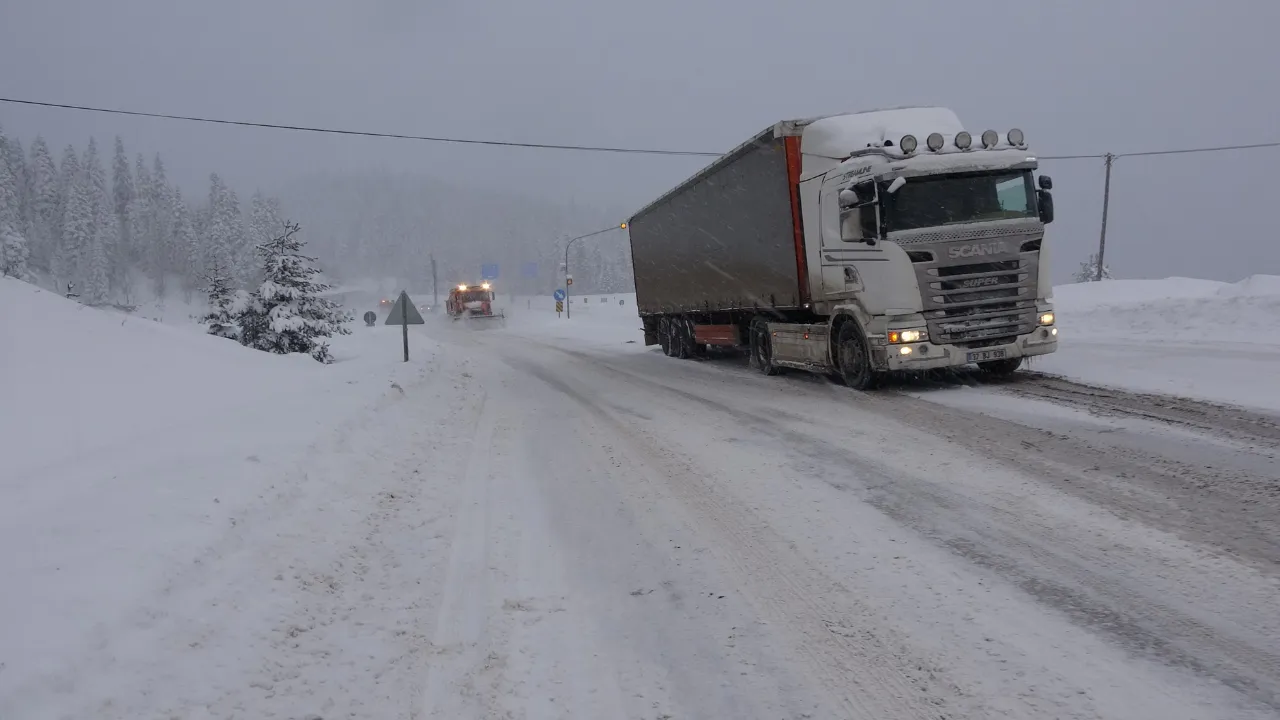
[888,329,925,343]
[1038,312,1055,326]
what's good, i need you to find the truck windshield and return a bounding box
[881,170,1035,232]
[458,291,489,303]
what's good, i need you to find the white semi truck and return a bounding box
[625,106,1059,389]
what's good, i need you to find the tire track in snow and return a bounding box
[553,348,1280,716]
[503,354,963,720]
[418,390,497,719]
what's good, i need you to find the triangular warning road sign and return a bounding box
[384,291,425,325]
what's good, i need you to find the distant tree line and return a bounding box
[0,123,288,306]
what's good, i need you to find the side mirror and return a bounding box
[1037,190,1055,224]
[839,180,877,208]
[886,176,907,195]
[1038,175,1053,190]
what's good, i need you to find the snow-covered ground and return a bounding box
[3,275,1279,719]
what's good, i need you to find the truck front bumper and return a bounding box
[882,325,1059,371]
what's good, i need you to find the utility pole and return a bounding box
[430,253,438,310]
[563,222,628,320]
[1095,152,1115,282]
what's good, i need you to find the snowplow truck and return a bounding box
[446,283,505,327]
[625,106,1059,389]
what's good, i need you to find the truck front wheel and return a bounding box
[836,321,879,390]
[749,316,779,376]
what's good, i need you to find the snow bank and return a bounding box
[1051,275,1280,345]
[0,277,433,715]
[1032,275,1280,410]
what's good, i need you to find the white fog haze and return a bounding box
[3,0,1277,284]
[5,2,1280,719]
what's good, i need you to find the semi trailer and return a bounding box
[625,106,1059,388]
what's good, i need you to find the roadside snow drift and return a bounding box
[0,277,438,717]
[1038,275,1280,410]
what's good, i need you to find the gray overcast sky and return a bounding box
[2,0,1277,282]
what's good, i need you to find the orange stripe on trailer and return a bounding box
[694,324,741,347]
[783,136,810,305]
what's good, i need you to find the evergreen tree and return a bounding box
[111,137,134,270]
[82,138,116,304]
[112,137,133,220]
[240,222,350,363]
[1073,253,1113,283]
[53,146,86,283]
[2,130,31,237]
[146,154,174,297]
[0,129,31,280]
[199,257,246,340]
[172,188,201,301]
[27,137,59,273]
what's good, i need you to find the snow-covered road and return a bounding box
[403,320,1280,719]
[6,277,1280,719]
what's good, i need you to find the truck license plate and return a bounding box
[966,349,1007,363]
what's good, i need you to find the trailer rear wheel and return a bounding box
[836,321,879,390]
[749,316,779,376]
[658,317,674,356]
[673,318,694,359]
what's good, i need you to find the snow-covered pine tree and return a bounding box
[204,173,234,278]
[111,138,134,274]
[1073,253,1113,283]
[0,128,32,280]
[2,129,31,238]
[82,138,116,304]
[198,257,246,340]
[172,188,201,302]
[241,222,351,363]
[27,137,59,273]
[112,138,133,221]
[53,146,88,285]
[147,154,174,298]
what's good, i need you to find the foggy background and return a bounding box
[2,0,1276,286]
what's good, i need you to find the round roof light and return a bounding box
[981,130,999,148]
[955,131,972,150]
[926,133,945,151]
[1007,128,1025,146]
[899,134,918,153]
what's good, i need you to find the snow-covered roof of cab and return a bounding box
[783,107,965,178]
[628,106,968,221]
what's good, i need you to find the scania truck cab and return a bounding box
[786,108,1057,386]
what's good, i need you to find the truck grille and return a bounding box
[922,258,1037,348]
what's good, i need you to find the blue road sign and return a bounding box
[521,262,538,279]
[481,263,499,280]
[553,288,566,301]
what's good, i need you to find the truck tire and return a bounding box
[674,318,693,359]
[749,316,779,376]
[658,317,674,356]
[836,321,880,390]
[978,357,1023,376]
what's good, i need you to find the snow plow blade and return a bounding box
[462,312,506,329]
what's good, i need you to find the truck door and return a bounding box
[817,178,880,300]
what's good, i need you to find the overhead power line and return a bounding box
[0,97,721,158]
[2,96,1277,162]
